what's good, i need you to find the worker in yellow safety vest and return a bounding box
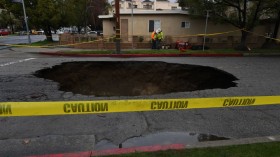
[155,28,164,49]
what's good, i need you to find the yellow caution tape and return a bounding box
[5,36,115,48]
[242,29,280,42]
[0,96,280,117]
[173,29,242,38]
[2,28,279,48]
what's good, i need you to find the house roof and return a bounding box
[99,9,188,19]
[98,15,114,19]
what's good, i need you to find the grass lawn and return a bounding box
[60,48,280,54]
[59,49,241,54]
[107,142,280,157]
[29,40,59,46]
[28,40,280,54]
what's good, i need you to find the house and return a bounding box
[110,0,181,11]
[100,0,191,43]
[98,0,278,49]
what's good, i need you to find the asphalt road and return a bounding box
[0,47,280,156]
[0,34,59,45]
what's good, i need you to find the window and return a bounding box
[144,4,152,9]
[149,20,161,32]
[181,21,190,28]
[128,3,137,9]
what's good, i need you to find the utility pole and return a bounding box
[115,0,121,54]
[203,10,210,51]
[22,0,31,44]
[131,1,134,49]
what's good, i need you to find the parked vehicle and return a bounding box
[19,31,27,35]
[87,31,98,37]
[96,30,103,36]
[87,30,103,36]
[31,29,44,35]
[0,29,10,36]
[56,29,64,34]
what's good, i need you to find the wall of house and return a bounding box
[113,1,181,11]
[155,1,179,10]
[118,14,242,42]
[103,19,115,37]
[101,13,276,47]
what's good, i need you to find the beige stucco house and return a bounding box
[98,0,279,48]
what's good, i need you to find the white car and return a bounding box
[56,30,64,34]
[87,31,98,37]
[87,31,103,36]
[87,31,97,34]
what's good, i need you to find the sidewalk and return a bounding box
[27,135,280,157]
[3,47,280,57]
[36,48,280,57]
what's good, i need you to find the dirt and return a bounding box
[34,61,238,96]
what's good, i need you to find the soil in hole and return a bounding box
[34,61,238,96]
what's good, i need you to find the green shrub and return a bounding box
[139,36,144,42]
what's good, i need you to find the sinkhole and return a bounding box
[34,61,238,96]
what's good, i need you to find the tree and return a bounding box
[177,0,189,9]
[87,0,109,31]
[0,9,20,33]
[261,0,280,48]
[28,0,62,41]
[64,0,87,33]
[1,0,109,40]
[0,0,23,32]
[0,10,11,28]
[179,0,269,51]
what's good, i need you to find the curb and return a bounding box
[27,135,280,157]
[39,52,243,57]
[0,46,11,50]
[243,52,280,56]
[91,144,185,156]
[27,144,185,157]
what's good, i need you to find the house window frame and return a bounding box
[181,21,190,28]
[148,20,161,32]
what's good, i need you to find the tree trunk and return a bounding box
[44,26,53,42]
[235,30,250,51]
[272,10,280,39]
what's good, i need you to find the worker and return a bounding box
[156,28,164,49]
[151,30,157,49]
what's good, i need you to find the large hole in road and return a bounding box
[34,61,238,96]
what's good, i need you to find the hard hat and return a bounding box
[157,28,161,32]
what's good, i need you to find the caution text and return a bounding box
[64,102,108,113]
[151,101,188,110]
[223,98,256,106]
[0,104,12,115]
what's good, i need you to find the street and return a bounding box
[0,34,59,45]
[0,47,280,156]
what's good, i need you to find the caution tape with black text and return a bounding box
[1,96,280,117]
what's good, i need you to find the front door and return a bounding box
[121,19,128,41]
